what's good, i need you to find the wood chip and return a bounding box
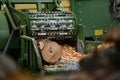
[60,45,85,62]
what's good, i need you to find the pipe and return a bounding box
[3,29,14,55]
[21,35,42,69]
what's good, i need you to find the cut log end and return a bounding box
[41,41,62,63]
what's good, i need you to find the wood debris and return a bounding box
[44,63,65,68]
[60,45,85,62]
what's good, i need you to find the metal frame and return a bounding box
[9,0,55,11]
[0,0,57,71]
[21,35,42,69]
[9,0,54,3]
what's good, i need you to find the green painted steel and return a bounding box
[0,0,78,72]
[0,12,9,49]
[9,0,54,3]
[71,0,113,40]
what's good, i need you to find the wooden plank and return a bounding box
[15,4,36,9]
[62,0,70,7]
[14,0,71,11]
[64,8,71,11]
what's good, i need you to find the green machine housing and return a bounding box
[71,0,115,53]
[71,0,113,41]
[0,0,80,72]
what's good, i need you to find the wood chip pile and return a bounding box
[60,45,85,62]
[44,45,85,68]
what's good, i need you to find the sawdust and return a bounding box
[60,45,85,62]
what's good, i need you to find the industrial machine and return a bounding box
[71,0,116,53]
[25,11,77,39]
[71,0,113,41]
[0,0,80,72]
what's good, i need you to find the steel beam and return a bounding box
[9,0,54,3]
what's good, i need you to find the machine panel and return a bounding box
[25,11,77,39]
